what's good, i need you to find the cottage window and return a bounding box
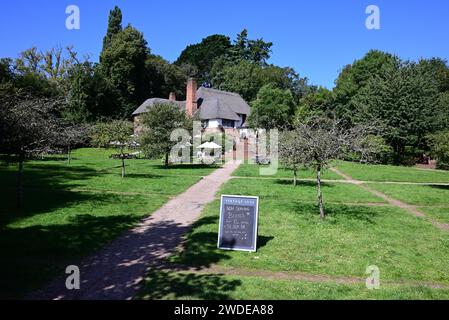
[222,119,235,128]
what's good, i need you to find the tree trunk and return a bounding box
[17,156,24,211]
[317,165,325,220]
[67,144,71,165]
[293,168,297,186]
[121,158,125,178]
[255,130,259,163]
[165,153,169,167]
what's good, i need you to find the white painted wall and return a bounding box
[207,119,222,128]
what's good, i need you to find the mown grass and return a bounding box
[336,161,449,183]
[420,207,449,225]
[233,163,341,180]
[366,183,449,206]
[138,270,449,300]
[0,148,217,299]
[170,197,449,283]
[155,175,449,299]
[220,178,386,204]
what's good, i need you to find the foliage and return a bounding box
[279,130,305,185]
[13,46,82,94]
[333,50,400,124]
[58,124,90,164]
[345,134,393,164]
[90,120,134,177]
[175,34,232,84]
[0,92,64,159]
[427,130,449,170]
[297,86,334,119]
[145,54,188,100]
[280,117,372,218]
[139,103,190,166]
[0,92,65,209]
[65,62,97,122]
[98,25,149,118]
[90,120,133,148]
[210,59,263,101]
[228,29,273,65]
[248,84,296,129]
[102,6,123,51]
[353,61,440,163]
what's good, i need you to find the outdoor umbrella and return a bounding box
[197,142,222,149]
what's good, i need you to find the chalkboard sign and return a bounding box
[217,195,259,252]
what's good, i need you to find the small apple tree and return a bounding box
[280,117,375,219]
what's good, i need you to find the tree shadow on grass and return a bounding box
[429,185,449,191]
[275,180,335,188]
[124,173,164,179]
[20,215,250,301]
[324,204,379,224]
[0,213,142,299]
[0,165,108,227]
[138,270,242,300]
[289,202,379,224]
[169,215,273,269]
[135,215,274,300]
[153,164,221,170]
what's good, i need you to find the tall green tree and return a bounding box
[229,29,272,65]
[353,61,440,163]
[333,50,399,124]
[65,62,96,123]
[102,6,123,52]
[249,84,296,129]
[211,59,263,101]
[146,54,188,100]
[297,87,334,119]
[99,25,149,117]
[175,34,232,83]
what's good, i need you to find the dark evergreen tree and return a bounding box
[102,6,123,52]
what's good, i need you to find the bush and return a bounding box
[427,131,449,170]
[346,135,393,164]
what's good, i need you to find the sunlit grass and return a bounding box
[0,148,216,299]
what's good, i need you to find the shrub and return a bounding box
[427,131,449,170]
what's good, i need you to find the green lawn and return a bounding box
[2,152,449,300]
[336,161,449,183]
[366,183,449,206]
[233,163,341,180]
[220,178,386,204]
[137,174,449,300]
[138,271,449,300]
[169,191,448,283]
[0,148,218,299]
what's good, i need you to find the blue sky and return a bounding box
[0,0,448,88]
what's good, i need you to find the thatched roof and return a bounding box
[131,87,250,123]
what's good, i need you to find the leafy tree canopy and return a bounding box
[98,25,149,117]
[249,84,296,130]
[139,103,190,166]
[175,34,232,83]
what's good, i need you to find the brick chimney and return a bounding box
[169,92,176,101]
[185,78,197,117]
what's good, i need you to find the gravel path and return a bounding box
[29,160,242,300]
